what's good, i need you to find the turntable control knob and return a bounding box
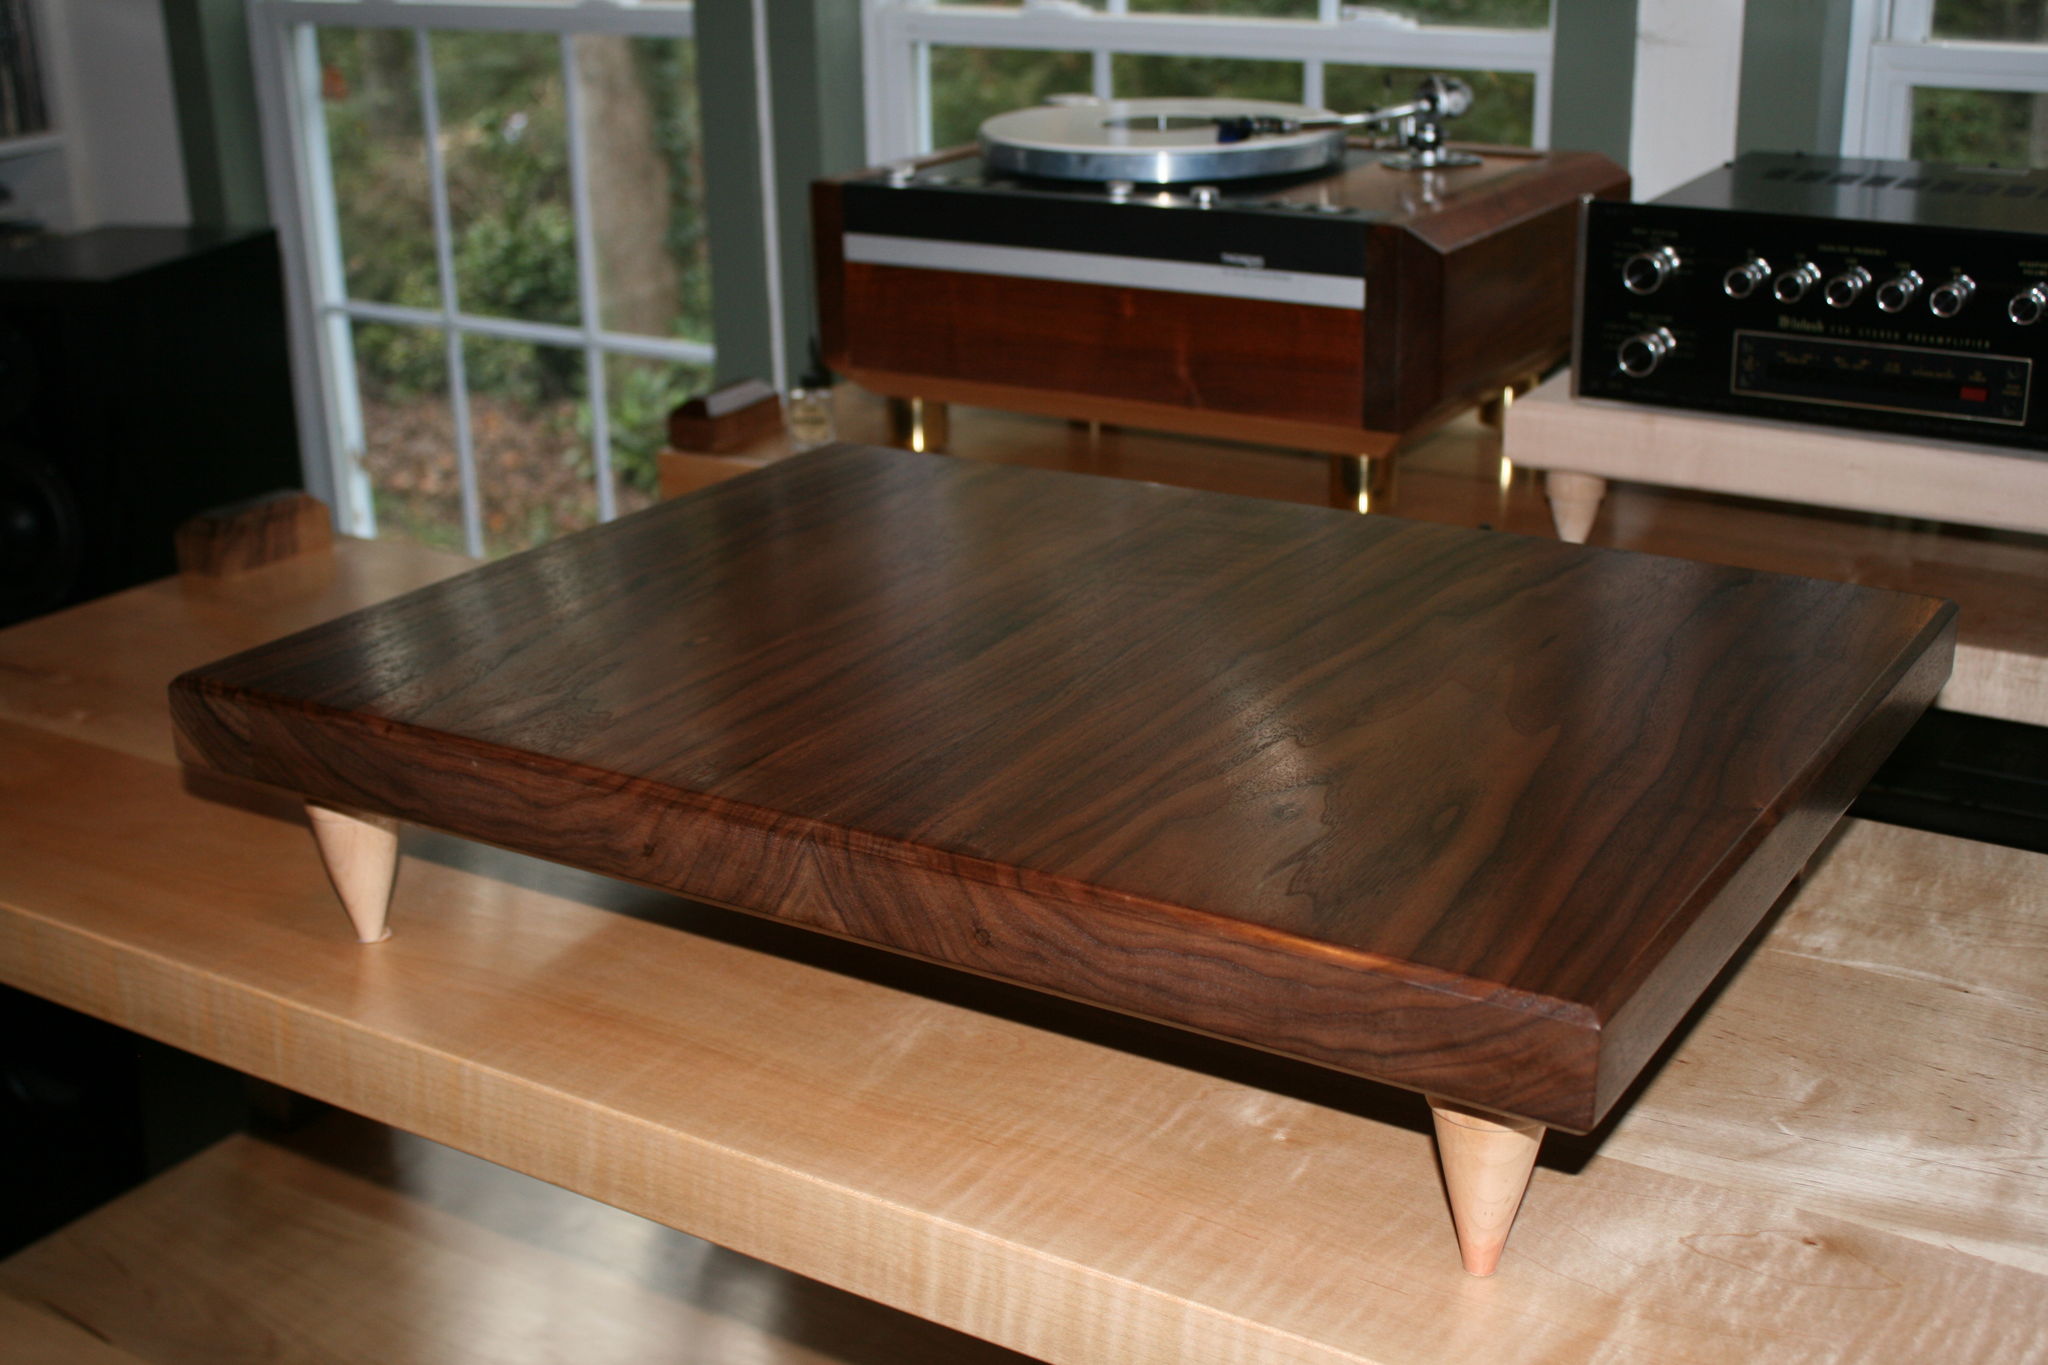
[1824,265,1872,309]
[1621,246,1680,295]
[1190,185,1220,209]
[1105,179,1135,203]
[2010,285,2048,327]
[1929,273,1976,318]
[1771,262,1822,304]
[1617,327,1677,379]
[1875,270,1924,314]
[1721,257,1770,299]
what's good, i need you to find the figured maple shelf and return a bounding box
[0,1115,1033,1365]
[1,538,2044,1361]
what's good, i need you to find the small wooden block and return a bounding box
[175,491,333,578]
[658,449,782,501]
[667,380,784,454]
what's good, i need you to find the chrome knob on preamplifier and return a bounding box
[2011,285,2048,327]
[1617,327,1676,378]
[1772,262,1821,303]
[1622,246,1680,295]
[1722,257,1769,299]
[1875,270,1924,314]
[1824,265,1871,309]
[1928,273,1976,318]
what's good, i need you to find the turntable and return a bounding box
[814,81,1627,465]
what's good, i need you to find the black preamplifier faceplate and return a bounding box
[1575,153,2048,455]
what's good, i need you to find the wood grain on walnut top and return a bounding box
[168,445,1955,1131]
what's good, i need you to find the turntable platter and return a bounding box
[979,99,1347,183]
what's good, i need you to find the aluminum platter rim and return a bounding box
[979,98,1346,183]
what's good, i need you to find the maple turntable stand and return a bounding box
[815,144,1626,464]
[1508,371,2048,545]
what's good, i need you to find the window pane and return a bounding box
[1126,0,1546,17]
[1931,2,2048,42]
[1113,54,1302,102]
[1911,87,2048,169]
[1370,0,1549,25]
[434,31,579,325]
[1326,64,1533,144]
[319,29,437,307]
[1129,0,1318,16]
[355,322,465,554]
[465,337,596,557]
[577,35,714,343]
[930,47,1094,149]
[605,354,714,517]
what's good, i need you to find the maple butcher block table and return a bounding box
[169,444,1955,1276]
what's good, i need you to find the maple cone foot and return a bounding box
[307,802,400,943]
[1429,1096,1545,1276]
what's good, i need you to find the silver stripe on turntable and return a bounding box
[844,233,1366,310]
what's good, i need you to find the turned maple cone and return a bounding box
[1428,1097,1545,1276]
[306,802,400,943]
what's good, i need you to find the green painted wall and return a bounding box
[699,0,865,389]
[1736,0,1853,157]
[694,2,776,388]
[766,0,865,385]
[1549,0,1637,171]
[160,0,269,229]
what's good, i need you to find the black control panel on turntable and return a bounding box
[1575,152,2048,453]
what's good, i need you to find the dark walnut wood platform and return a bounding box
[168,444,1954,1272]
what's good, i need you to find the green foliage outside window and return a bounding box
[1914,2,2048,170]
[1911,88,2048,170]
[317,27,713,510]
[930,47,1094,149]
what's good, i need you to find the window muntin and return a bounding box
[1846,0,2048,169]
[865,0,1554,164]
[254,2,718,558]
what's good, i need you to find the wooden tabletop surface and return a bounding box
[170,445,1953,1130]
[4,535,2043,1361]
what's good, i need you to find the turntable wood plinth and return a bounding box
[816,145,1627,458]
[168,445,1954,1274]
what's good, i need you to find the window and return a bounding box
[250,1,764,558]
[861,1,1555,166]
[1844,0,2048,168]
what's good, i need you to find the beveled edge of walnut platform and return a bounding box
[169,603,1955,1134]
[168,673,1612,1128]
[1588,608,1958,1123]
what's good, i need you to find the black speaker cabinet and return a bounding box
[0,227,303,627]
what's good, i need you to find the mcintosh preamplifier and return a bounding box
[1575,152,2047,453]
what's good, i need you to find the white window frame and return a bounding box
[860,1,1554,167]
[1843,0,2048,160]
[248,0,780,555]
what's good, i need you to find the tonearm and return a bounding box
[1212,74,1481,170]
